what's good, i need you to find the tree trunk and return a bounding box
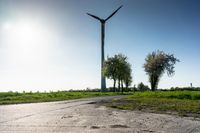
[125,82,128,92]
[121,80,124,93]
[151,75,155,91]
[118,80,121,92]
[151,75,158,91]
[113,79,116,92]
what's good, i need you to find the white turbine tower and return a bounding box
[87,5,123,92]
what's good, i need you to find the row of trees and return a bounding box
[103,50,179,91]
[103,54,132,92]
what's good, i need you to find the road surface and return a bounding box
[0,95,200,133]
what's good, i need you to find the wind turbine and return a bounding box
[87,5,123,92]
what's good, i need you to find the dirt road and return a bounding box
[0,96,199,133]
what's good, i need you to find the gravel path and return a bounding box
[0,96,199,133]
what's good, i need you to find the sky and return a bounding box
[0,0,200,92]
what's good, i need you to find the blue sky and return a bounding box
[0,0,200,92]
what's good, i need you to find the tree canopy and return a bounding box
[103,54,132,92]
[143,50,180,91]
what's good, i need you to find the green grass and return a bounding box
[107,91,200,117]
[0,91,131,105]
[132,91,200,100]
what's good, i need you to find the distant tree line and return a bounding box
[67,86,200,92]
[170,87,200,91]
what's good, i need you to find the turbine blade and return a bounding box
[87,13,101,21]
[105,5,123,21]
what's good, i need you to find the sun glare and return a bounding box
[2,22,12,30]
[4,20,42,43]
[1,19,53,66]
[15,22,37,42]
[2,19,48,47]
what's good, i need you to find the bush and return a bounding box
[137,82,150,91]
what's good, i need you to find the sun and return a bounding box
[2,19,44,44]
[1,19,52,65]
[15,22,37,42]
[13,20,41,43]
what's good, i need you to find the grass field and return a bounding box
[107,91,200,118]
[0,91,132,105]
[1,90,200,118]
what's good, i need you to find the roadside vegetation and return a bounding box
[107,91,200,118]
[0,91,132,105]
[105,51,200,118]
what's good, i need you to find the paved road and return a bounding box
[0,96,200,133]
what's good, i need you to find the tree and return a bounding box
[123,62,132,91]
[137,82,149,91]
[103,54,132,92]
[103,56,118,92]
[115,54,127,91]
[143,50,179,91]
